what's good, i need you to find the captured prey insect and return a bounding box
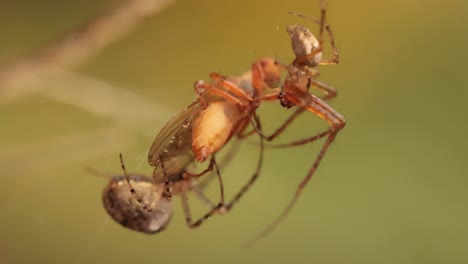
[98,168,219,234]
[121,60,282,228]
[244,0,346,245]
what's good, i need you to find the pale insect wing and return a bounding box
[148,99,200,165]
[152,129,196,183]
[148,99,201,182]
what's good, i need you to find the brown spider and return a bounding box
[102,173,172,234]
[98,167,218,234]
[244,0,346,245]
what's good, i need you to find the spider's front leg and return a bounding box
[275,74,345,148]
[246,75,346,246]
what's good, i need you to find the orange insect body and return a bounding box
[192,100,242,162]
[135,64,274,228]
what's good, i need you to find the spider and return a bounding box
[99,168,218,234]
[102,172,173,234]
[244,0,346,245]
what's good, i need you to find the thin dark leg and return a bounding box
[159,155,173,201]
[221,114,265,213]
[181,156,225,228]
[244,131,338,247]
[192,183,217,208]
[182,156,216,179]
[119,153,152,212]
[310,79,337,100]
[252,81,336,143]
[236,118,257,139]
[252,107,306,142]
[196,140,243,190]
[245,79,346,245]
[218,139,243,168]
[268,128,332,148]
[238,128,257,139]
[276,90,346,147]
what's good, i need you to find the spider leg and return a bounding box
[220,113,265,213]
[255,107,307,142]
[196,137,243,190]
[189,113,266,215]
[181,156,225,228]
[299,67,337,100]
[236,118,257,139]
[256,66,340,142]
[256,89,281,101]
[275,83,346,148]
[159,155,173,201]
[192,182,217,208]
[310,78,337,100]
[245,91,345,246]
[269,127,332,148]
[119,153,152,213]
[182,155,217,179]
[251,68,336,143]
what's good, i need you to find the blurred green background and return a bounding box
[1,0,467,263]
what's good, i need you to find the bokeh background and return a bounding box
[1,0,467,263]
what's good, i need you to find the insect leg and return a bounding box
[210,72,252,101]
[194,80,246,106]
